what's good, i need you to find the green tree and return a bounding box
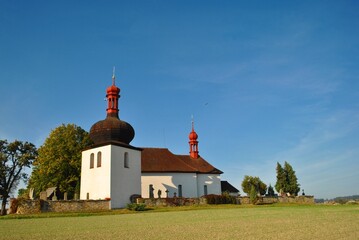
[275,162,286,194]
[17,188,28,198]
[28,124,92,199]
[0,140,37,215]
[284,161,300,196]
[267,184,275,196]
[275,161,300,196]
[241,175,267,196]
[249,185,258,204]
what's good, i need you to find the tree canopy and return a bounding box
[28,124,92,199]
[267,184,275,196]
[0,139,37,215]
[241,175,267,196]
[275,161,300,196]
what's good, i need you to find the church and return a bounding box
[80,73,222,208]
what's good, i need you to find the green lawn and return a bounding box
[1,204,358,240]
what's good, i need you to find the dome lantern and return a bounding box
[89,68,135,145]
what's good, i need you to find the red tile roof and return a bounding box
[141,148,223,174]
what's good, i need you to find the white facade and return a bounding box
[80,144,141,209]
[141,173,221,198]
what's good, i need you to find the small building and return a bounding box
[221,181,240,196]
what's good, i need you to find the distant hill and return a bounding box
[315,195,359,204]
[333,195,359,203]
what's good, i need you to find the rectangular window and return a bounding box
[178,185,182,198]
[86,193,89,200]
[124,152,129,168]
[204,185,208,196]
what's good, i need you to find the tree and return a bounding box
[284,161,300,196]
[275,161,300,196]
[275,162,286,194]
[241,175,267,196]
[28,124,92,199]
[267,184,275,196]
[17,188,28,198]
[249,185,258,204]
[0,140,37,215]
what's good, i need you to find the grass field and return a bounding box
[0,204,358,239]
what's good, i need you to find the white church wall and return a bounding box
[110,145,141,209]
[141,173,198,198]
[80,146,111,200]
[196,174,222,196]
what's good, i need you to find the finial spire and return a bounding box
[191,114,194,131]
[112,66,116,85]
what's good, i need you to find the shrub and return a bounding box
[126,203,146,211]
[204,194,236,204]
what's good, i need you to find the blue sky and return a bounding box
[1,1,358,199]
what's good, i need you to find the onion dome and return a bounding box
[189,128,198,140]
[89,69,135,145]
[90,117,135,145]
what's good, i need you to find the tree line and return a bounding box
[241,161,301,204]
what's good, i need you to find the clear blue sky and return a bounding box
[1,1,358,199]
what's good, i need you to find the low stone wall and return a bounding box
[41,200,110,212]
[138,195,314,207]
[278,195,314,204]
[15,199,42,214]
[137,197,207,207]
[15,199,110,214]
[13,195,314,214]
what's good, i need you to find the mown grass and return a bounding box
[1,204,358,240]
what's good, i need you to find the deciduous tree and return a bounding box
[241,175,267,196]
[0,140,37,215]
[28,124,92,199]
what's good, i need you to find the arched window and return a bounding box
[90,153,94,169]
[124,152,129,168]
[97,151,102,167]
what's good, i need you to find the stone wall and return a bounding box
[137,197,207,207]
[138,195,314,207]
[278,195,314,204]
[15,199,42,214]
[15,199,110,214]
[237,196,314,204]
[13,195,314,214]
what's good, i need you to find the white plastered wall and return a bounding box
[196,174,222,196]
[110,145,141,209]
[141,173,198,198]
[80,144,141,209]
[80,145,112,201]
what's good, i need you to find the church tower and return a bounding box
[80,69,141,209]
[189,120,199,159]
